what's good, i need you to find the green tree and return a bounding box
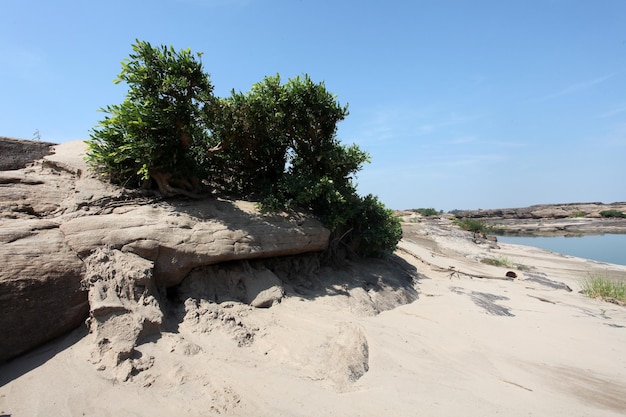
[88,42,402,258]
[206,75,291,195]
[207,74,401,258]
[86,40,214,197]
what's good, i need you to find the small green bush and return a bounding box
[570,210,586,218]
[599,210,626,218]
[481,256,513,268]
[455,218,491,233]
[580,276,626,303]
[350,195,402,258]
[413,208,438,217]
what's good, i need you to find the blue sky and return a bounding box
[1,0,625,210]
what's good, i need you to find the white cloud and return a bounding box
[351,105,484,147]
[173,0,252,8]
[599,105,626,118]
[485,140,527,148]
[434,153,508,168]
[446,136,477,145]
[539,72,618,101]
[348,105,434,145]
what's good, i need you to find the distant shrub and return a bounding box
[413,208,438,217]
[599,210,626,218]
[455,218,491,233]
[481,256,513,268]
[481,256,531,271]
[570,210,586,218]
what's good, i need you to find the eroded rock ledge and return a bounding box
[0,139,418,372]
[0,136,56,170]
[0,140,330,362]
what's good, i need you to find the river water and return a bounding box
[496,234,626,266]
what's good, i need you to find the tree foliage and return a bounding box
[206,75,293,194]
[206,74,401,258]
[87,41,402,258]
[87,40,214,196]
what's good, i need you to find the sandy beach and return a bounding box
[1,210,625,416]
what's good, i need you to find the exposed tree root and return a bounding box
[151,171,203,199]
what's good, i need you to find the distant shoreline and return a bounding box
[489,218,626,237]
[456,202,626,236]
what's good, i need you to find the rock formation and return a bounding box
[0,139,332,363]
[456,202,626,236]
[0,136,56,170]
[0,219,88,362]
[457,202,626,220]
[59,200,329,288]
[83,247,162,381]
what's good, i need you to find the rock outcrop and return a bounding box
[457,202,626,236]
[0,219,88,362]
[59,200,329,288]
[0,139,330,362]
[0,136,55,171]
[457,202,626,220]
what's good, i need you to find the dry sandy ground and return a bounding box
[1,152,626,416]
[2,218,625,416]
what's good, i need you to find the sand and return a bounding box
[2,214,626,416]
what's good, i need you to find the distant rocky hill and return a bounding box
[456,202,626,220]
[456,202,626,236]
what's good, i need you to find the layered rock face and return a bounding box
[60,200,329,288]
[0,219,88,362]
[0,136,56,170]
[0,139,330,362]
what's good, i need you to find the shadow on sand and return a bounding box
[0,326,88,388]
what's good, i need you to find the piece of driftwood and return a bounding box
[397,246,515,281]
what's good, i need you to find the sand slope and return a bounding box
[2,216,626,416]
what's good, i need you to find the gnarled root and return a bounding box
[151,171,203,199]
